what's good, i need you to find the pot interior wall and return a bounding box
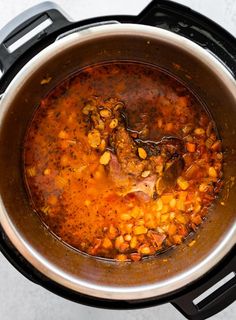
[0,31,235,297]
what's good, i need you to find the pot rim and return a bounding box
[0,23,235,300]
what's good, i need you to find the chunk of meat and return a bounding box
[113,127,147,177]
[149,231,166,249]
[108,153,156,199]
[129,174,157,198]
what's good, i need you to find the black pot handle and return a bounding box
[171,246,236,320]
[0,1,71,75]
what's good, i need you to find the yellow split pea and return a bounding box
[99,151,111,165]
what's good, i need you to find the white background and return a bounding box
[0,1,235,319]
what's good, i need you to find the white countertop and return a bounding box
[0,1,235,319]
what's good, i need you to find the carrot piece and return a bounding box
[186,142,196,153]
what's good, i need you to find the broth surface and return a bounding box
[24,62,223,261]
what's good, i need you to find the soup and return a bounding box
[24,62,223,261]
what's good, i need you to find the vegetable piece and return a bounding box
[99,151,111,165]
[124,234,132,241]
[155,198,163,211]
[194,128,205,135]
[88,129,101,148]
[199,183,208,192]
[141,170,150,178]
[186,142,196,153]
[138,147,147,159]
[133,226,148,235]
[44,168,51,175]
[130,236,138,249]
[211,140,221,151]
[205,137,214,149]
[185,164,199,180]
[208,167,217,178]
[169,198,176,208]
[177,177,189,190]
[102,238,113,249]
[100,109,111,118]
[139,245,151,255]
[58,130,68,139]
[116,254,127,261]
[130,253,141,261]
[27,167,36,177]
[115,235,124,250]
[109,119,118,129]
[120,213,132,221]
[161,194,174,204]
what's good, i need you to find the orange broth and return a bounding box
[24,62,223,261]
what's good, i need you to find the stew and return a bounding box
[24,62,223,261]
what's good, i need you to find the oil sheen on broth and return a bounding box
[24,62,223,262]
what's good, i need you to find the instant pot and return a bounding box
[0,1,235,319]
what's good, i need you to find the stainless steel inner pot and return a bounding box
[0,24,235,300]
